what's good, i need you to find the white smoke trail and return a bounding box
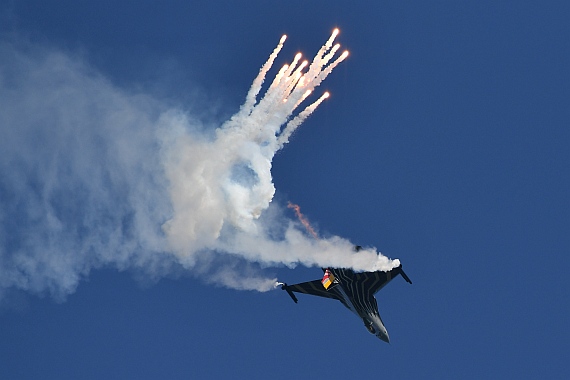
[0,30,400,301]
[163,29,400,281]
[240,35,287,117]
[278,92,329,148]
[0,42,174,301]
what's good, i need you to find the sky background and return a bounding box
[1,1,569,379]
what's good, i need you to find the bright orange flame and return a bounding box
[280,35,287,44]
[288,202,319,239]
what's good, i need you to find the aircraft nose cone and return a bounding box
[378,331,390,343]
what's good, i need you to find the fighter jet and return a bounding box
[281,255,411,343]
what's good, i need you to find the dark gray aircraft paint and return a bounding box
[282,263,411,343]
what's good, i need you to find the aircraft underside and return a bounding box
[281,264,411,343]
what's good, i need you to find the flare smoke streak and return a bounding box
[287,203,319,240]
[0,30,399,301]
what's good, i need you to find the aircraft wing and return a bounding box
[349,264,412,296]
[282,280,342,303]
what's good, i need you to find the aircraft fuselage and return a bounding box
[329,269,390,342]
[282,263,411,343]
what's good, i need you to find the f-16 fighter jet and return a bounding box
[281,257,411,343]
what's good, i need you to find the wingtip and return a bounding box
[399,268,412,284]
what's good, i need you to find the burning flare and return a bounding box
[164,28,401,286]
[0,29,401,301]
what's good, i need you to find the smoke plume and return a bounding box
[0,30,399,301]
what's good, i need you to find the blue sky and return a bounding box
[1,1,569,379]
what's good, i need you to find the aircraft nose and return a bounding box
[378,331,390,343]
